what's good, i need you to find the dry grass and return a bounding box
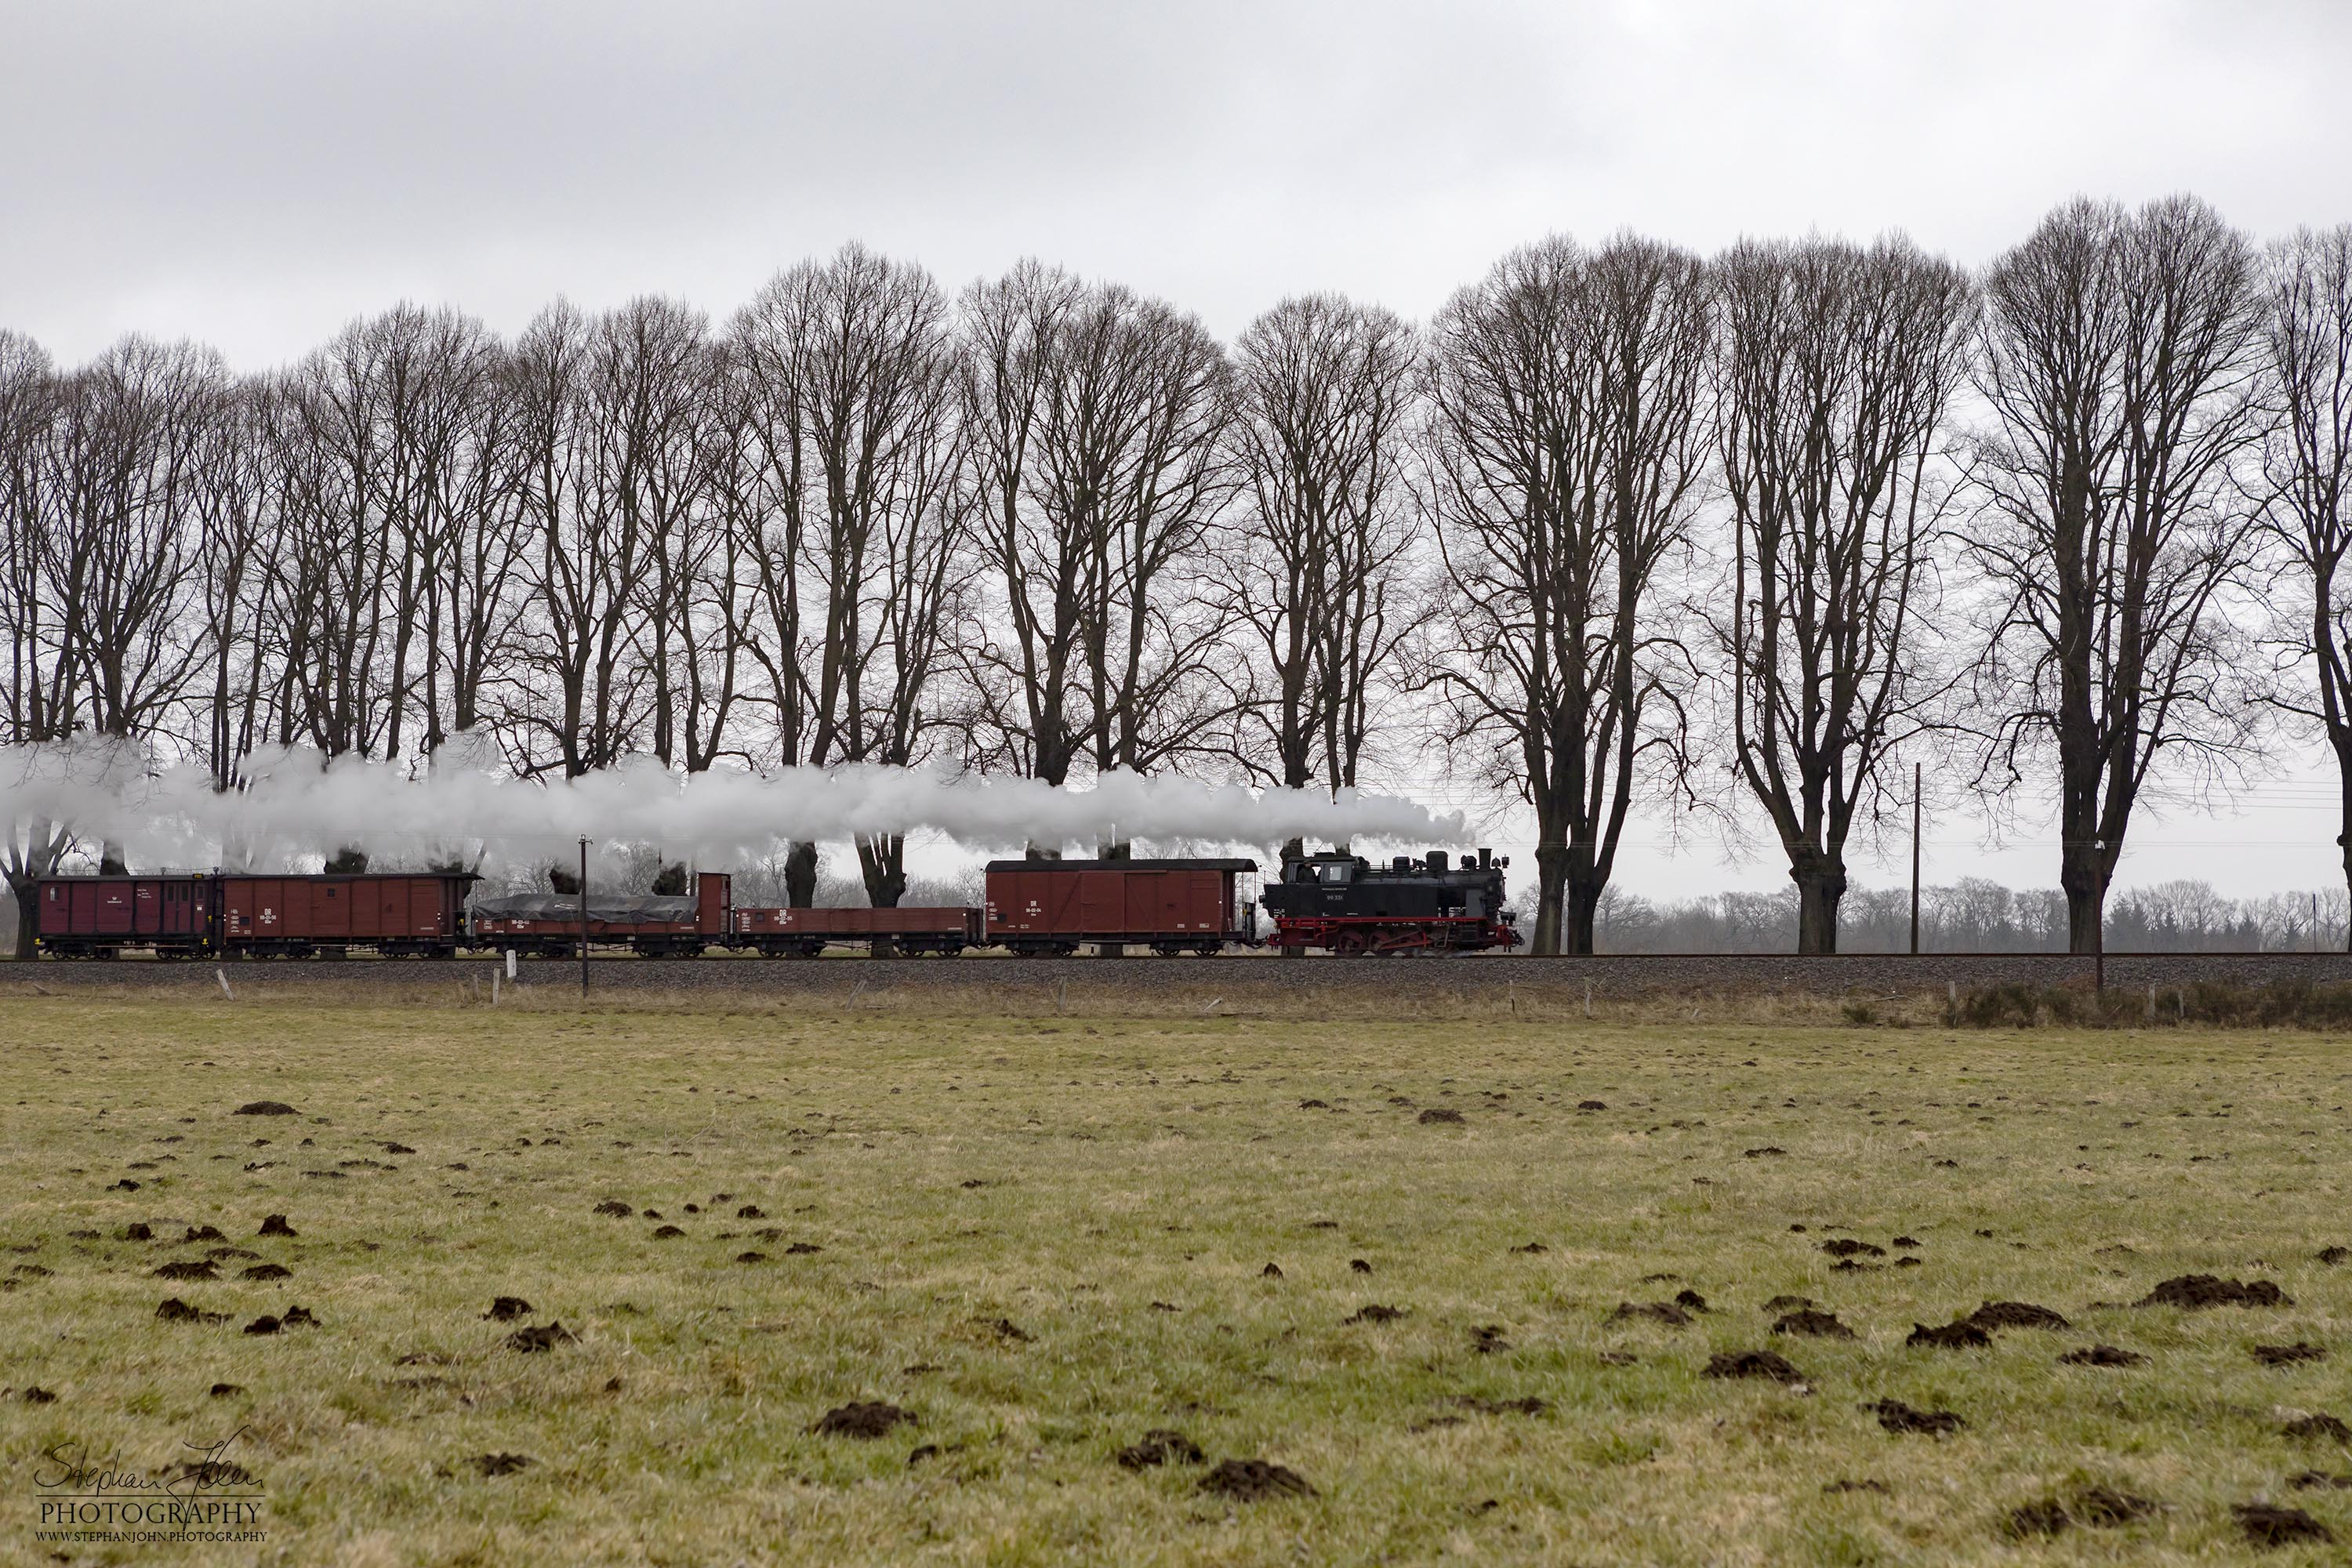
[1,993,2348,1565]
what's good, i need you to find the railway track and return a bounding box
[8,950,2352,998]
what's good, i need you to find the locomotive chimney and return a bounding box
[1478,848,1492,869]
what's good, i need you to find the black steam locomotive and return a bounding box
[1259,848,1521,954]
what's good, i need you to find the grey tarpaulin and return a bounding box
[470,893,699,923]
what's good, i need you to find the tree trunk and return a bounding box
[1791,855,1846,956]
[9,879,35,960]
[1562,874,1602,956]
[2060,840,2105,956]
[1531,840,1567,956]
[784,841,818,909]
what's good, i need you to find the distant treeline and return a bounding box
[1588,879,2350,954]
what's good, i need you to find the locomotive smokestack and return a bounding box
[1478,847,1492,869]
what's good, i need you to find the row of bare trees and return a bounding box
[9,199,2352,956]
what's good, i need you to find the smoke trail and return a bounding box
[0,739,1467,874]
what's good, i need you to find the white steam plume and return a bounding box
[1,739,1468,875]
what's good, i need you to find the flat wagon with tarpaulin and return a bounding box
[468,871,731,957]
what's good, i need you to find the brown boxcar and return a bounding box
[468,872,730,956]
[220,873,475,956]
[34,874,215,958]
[731,904,979,956]
[982,859,1257,955]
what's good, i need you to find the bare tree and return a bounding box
[1218,294,1424,839]
[1970,196,2267,953]
[733,246,961,905]
[957,266,1234,857]
[1425,235,1711,953]
[1711,237,1975,952]
[2252,225,2352,946]
[0,329,64,956]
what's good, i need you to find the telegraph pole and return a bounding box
[1908,760,1922,956]
[578,837,590,999]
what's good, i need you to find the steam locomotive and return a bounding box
[1260,848,1521,954]
[32,847,1518,959]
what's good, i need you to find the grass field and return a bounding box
[1,987,2348,1565]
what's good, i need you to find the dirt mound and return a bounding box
[1116,1429,1204,1468]
[1261,1263,1283,1279]
[2289,1472,2352,1490]
[241,1263,292,1281]
[989,1318,1030,1342]
[811,1401,914,1438]
[243,1315,281,1335]
[2318,1246,2349,1265]
[652,1225,684,1239]
[506,1323,575,1352]
[1820,1239,1885,1258]
[1199,1459,1316,1500]
[472,1453,533,1477]
[1577,1099,1607,1111]
[2135,1274,2290,1308]
[1773,1309,1855,1339]
[483,1297,533,1321]
[156,1298,227,1323]
[234,1102,299,1116]
[208,1382,244,1398]
[737,1204,766,1218]
[2010,1486,2156,1537]
[786,1242,822,1255]
[735,1251,768,1264]
[1907,1319,1991,1349]
[1704,1349,1802,1383]
[2234,1503,2333,1547]
[1744,1146,1786,1157]
[1867,1399,1963,1436]
[258,1215,296,1237]
[2060,1344,2146,1367]
[1893,1236,1921,1248]
[1510,1243,1548,1254]
[1674,1290,1711,1312]
[153,1260,219,1281]
[1343,1305,1405,1324]
[1417,1108,1465,1125]
[1824,1479,1889,1495]
[1470,1325,1510,1354]
[1297,1099,1328,1109]
[1763,1294,1818,1312]
[1969,1301,2071,1331]
[122,1222,154,1242]
[2282,1414,2352,1442]
[278,1305,316,1328]
[183,1225,225,1243]
[1350,1259,1372,1273]
[2252,1343,2328,1367]
[21,1387,56,1403]
[1610,1301,1692,1327]
[593,1201,633,1218]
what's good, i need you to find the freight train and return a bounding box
[31,848,1519,959]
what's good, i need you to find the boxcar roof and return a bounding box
[983,858,1258,873]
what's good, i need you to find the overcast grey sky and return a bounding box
[5,0,2350,898]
